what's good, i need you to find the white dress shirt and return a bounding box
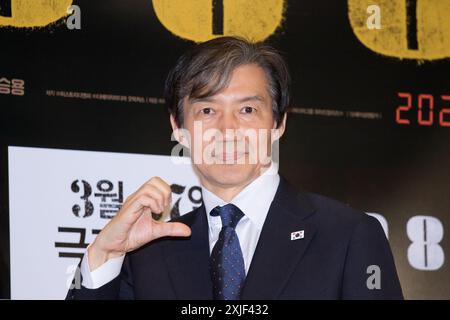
[80,162,280,289]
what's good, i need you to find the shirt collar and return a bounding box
[201,162,280,230]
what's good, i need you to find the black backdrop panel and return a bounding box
[1,0,449,299]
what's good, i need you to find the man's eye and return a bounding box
[201,108,212,115]
[241,106,255,114]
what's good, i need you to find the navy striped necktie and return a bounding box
[210,204,246,300]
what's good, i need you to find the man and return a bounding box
[67,36,403,300]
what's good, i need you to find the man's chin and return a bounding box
[201,164,259,185]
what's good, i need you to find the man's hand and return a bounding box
[88,177,191,271]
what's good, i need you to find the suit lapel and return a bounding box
[241,177,317,299]
[163,205,213,299]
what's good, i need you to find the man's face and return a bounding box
[171,63,286,190]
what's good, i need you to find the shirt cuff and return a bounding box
[80,247,125,289]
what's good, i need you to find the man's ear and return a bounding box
[170,114,178,133]
[272,113,287,141]
[170,114,190,148]
[170,114,181,143]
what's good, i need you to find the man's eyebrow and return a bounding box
[236,95,265,103]
[188,97,216,104]
[189,95,265,104]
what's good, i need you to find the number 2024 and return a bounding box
[396,93,450,127]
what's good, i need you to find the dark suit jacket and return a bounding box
[67,176,403,300]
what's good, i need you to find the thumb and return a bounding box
[152,221,192,239]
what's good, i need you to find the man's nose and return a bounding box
[218,111,240,140]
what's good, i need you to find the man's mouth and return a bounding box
[215,151,248,161]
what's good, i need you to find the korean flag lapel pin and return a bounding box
[290,230,305,241]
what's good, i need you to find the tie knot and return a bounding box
[210,204,244,229]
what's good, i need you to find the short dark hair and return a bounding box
[164,36,290,128]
